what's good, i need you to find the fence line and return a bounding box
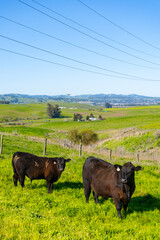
[0,132,160,163]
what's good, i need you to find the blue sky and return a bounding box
[1,0,160,97]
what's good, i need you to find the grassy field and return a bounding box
[1,103,160,160]
[0,103,160,239]
[0,135,160,239]
[0,102,96,123]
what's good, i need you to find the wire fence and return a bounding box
[1,133,160,163]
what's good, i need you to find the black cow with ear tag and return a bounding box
[12,152,71,193]
[83,157,142,218]
[114,162,142,214]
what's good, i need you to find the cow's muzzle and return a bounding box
[121,179,127,184]
[59,168,64,171]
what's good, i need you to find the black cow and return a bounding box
[12,152,71,193]
[82,156,141,218]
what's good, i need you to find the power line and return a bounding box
[1,15,159,71]
[17,0,160,67]
[1,47,160,82]
[30,0,160,60]
[0,47,126,79]
[78,0,160,52]
[1,34,160,82]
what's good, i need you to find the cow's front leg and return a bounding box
[47,181,53,193]
[93,191,99,204]
[123,203,128,216]
[122,194,129,217]
[113,198,122,219]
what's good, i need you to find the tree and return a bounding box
[47,103,53,118]
[73,113,77,121]
[53,104,61,118]
[47,103,61,118]
[105,102,112,108]
[86,115,90,121]
[73,113,83,121]
[98,114,102,119]
[68,129,98,156]
[90,113,94,118]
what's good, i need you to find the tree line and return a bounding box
[73,113,103,121]
[0,101,10,104]
[47,103,104,121]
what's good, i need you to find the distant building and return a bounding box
[89,117,97,121]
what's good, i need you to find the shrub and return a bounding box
[68,129,98,156]
[68,129,98,146]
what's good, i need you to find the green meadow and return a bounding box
[0,103,160,239]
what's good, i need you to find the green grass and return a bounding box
[0,125,54,138]
[0,136,160,239]
[0,103,47,122]
[0,104,160,239]
[102,132,156,152]
[0,102,96,123]
[1,104,160,136]
[1,104,160,157]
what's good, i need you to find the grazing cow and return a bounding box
[82,156,141,218]
[12,152,71,193]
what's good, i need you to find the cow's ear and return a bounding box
[65,158,71,162]
[134,166,142,171]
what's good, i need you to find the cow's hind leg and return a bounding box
[93,191,99,204]
[83,179,91,203]
[13,173,19,186]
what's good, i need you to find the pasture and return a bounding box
[0,103,160,239]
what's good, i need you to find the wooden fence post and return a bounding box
[43,138,47,156]
[136,152,139,163]
[109,149,112,160]
[0,134,3,154]
[79,139,82,157]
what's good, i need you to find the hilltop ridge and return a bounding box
[0,93,160,106]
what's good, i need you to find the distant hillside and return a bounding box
[0,93,160,106]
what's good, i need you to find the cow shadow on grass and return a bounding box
[128,194,160,214]
[90,194,160,214]
[29,181,83,190]
[54,181,83,190]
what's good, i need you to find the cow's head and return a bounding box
[53,157,71,171]
[121,162,141,184]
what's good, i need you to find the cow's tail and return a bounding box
[12,152,18,174]
[12,152,20,187]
